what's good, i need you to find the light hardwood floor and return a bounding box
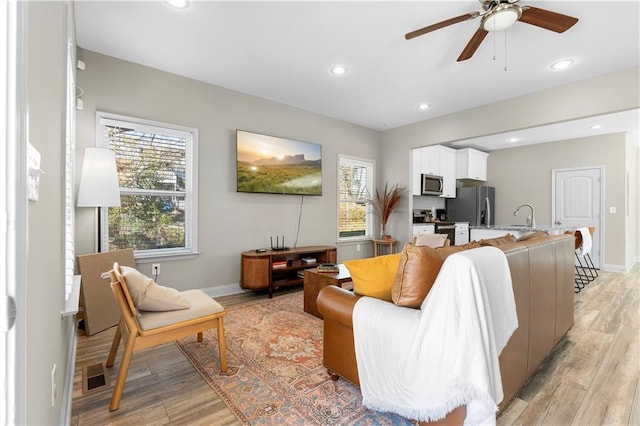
[71,266,639,425]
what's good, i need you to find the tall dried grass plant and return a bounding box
[371,182,407,239]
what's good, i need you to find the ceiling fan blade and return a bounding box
[405,12,479,40]
[457,28,488,62]
[519,6,578,33]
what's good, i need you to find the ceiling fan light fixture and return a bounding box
[481,4,522,32]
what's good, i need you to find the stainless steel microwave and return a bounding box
[421,174,443,196]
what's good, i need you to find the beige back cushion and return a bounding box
[392,241,481,308]
[120,266,190,311]
[413,233,448,248]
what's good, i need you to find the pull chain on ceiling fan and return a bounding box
[405,0,579,62]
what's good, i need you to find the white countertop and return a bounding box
[470,224,569,234]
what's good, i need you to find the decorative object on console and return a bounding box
[316,263,339,273]
[236,130,322,196]
[370,181,407,240]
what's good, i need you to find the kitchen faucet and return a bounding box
[513,204,536,228]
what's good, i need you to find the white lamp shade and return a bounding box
[77,148,121,207]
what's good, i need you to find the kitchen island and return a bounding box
[470,225,569,241]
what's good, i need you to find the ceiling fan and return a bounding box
[405,0,579,62]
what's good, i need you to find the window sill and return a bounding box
[61,275,82,317]
[337,238,373,245]
[134,250,200,264]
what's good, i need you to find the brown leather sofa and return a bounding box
[317,234,575,416]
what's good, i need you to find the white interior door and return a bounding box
[553,167,603,267]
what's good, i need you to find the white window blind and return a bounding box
[338,155,374,240]
[63,8,75,301]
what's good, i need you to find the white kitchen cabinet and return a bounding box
[456,148,489,181]
[454,222,469,245]
[412,148,423,196]
[439,146,456,198]
[413,224,435,236]
[422,146,440,176]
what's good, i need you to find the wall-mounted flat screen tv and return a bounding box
[236,130,322,196]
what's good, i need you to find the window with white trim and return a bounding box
[96,112,198,259]
[338,155,374,240]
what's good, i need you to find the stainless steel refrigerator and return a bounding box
[446,186,495,226]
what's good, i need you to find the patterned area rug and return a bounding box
[176,291,412,425]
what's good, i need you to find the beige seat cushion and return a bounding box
[413,233,448,248]
[120,266,190,311]
[137,289,225,331]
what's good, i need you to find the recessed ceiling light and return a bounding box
[508,137,518,143]
[417,103,430,111]
[550,59,574,71]
[591,124,603,130]
[165,0,189,8]
[331,66,347,75]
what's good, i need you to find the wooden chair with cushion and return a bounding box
[413,233,451,248]
[106,262,228,411]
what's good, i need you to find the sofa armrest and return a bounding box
[317,285,361,328]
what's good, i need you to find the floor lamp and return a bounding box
[77,147,121,252]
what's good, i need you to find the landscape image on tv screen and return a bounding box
[236,130,322,196]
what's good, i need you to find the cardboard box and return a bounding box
[77,249,135,335]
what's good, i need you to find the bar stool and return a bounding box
[567,227,598,293]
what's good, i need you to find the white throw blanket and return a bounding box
[577,227,592,256]
[352,246,518,425]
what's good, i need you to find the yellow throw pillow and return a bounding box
[344,253,402,302]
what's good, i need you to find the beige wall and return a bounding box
[380,67,640,270]
[75,49,380,291]
[487,133,628,269]
[25,2,76,424]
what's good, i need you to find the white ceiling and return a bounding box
[74,1,640,151]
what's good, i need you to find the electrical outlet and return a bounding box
[152,263,160,275]
[356,244,361,252]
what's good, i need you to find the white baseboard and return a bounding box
[61,315,78,425]
[602,261,636,273]
[201,282,246,298]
